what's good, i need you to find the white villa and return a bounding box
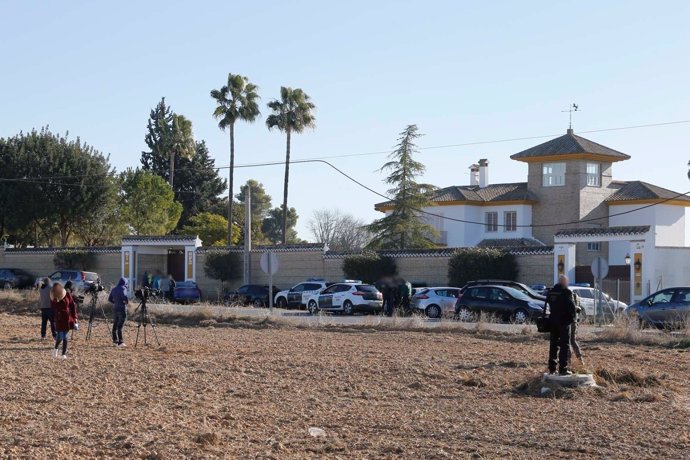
[375,129,690,302]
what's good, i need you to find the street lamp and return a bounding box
[624,254,631,266]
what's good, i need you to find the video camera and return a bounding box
[135,286,150,301]
[86,280,104,295]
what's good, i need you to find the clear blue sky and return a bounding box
[2,0,689,239]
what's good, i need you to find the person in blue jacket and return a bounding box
[108,277,129,347]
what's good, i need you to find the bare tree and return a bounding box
[309,209,370,251]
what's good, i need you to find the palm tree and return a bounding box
[266,87,316,244]
[210,74,261,245]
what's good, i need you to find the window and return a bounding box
[290,284,305,293]
[304,283,322,291]
[648,290,673,306]
[543,162,566,187]
[485,212,498,232]
[335,284,352,292]
[489,288,511,301]
[321,285,338,294]
[672,289,690,303]
[504,211,517,232]
[586,163,601,187]
[468,287,489,299]
[587,242,601,252]
[574,288,594,299]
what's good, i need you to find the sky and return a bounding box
[1,0,689,240]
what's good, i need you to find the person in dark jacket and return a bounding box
[50,282,78,359]
[167,273,176,301]
[544,275,577,375]
[38,277,56,340]
[108,277,129,347]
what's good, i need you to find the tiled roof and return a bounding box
[506,246,554,256]
[122,235,199,242]
[555,226,651,238]
[4,247,120,254]
[477,238,546,248]
[324,246,553,259]
[606,181,690,203]
[510,130,630,161]
[198,243,324,254]
[376,182,535,209]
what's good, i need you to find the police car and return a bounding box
[305,281,383,315]
[273,278,332,309]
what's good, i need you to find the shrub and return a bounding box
[342,253,397,283]
[447,248,518,287]
[53,250,96,270]
[204,252,242,283]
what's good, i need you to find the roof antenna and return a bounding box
[561,103,579,133]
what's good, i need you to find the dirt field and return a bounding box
[0,311,688,459]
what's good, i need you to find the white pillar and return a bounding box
[553,243,576,285]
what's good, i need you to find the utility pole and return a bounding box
[243,185,252,284]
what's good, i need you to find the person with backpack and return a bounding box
[544,275,577,375]
[50,282,78,359]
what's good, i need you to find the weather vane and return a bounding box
[562,103,580,130]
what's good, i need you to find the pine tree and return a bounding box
[367,125,437,249]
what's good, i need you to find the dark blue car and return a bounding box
[625,287,690,328]
[173,281,202,303]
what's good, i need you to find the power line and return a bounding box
[2,117,689,181]
[2,156,688,229]
[238,158,690,229]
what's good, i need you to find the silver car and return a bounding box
[411,287,461,319]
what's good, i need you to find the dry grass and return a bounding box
[583,315,690,349]
[0,310,689,458]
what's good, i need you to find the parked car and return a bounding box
[625,287,690,329]
[530,284,548,295]
[173,281,202,303]
[274,279,333,309]
[570,286,627,319]
[35,270,100,292]
[411,287,461,319]
[0,268,35,289]
[305,282,383,315]
[225,284,281,307]
[460,280,546,302]
[455,285,545,323]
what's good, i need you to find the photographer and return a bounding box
[38,277,56,340]
[108,277,129,347]
[544,275,577,376]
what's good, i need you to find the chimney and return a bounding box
[469,164,480,186]
[479,158,489,188]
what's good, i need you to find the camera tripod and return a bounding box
[134,296,160,347]
[84,291,110,342]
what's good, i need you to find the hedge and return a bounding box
[342,253,398,284]
[447,248,518,287]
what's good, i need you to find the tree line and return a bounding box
[1,71,440,251]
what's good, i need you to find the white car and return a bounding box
[570,286,627,319]
[305,282,383,315]
[274,279,331,309]
[410,287,461,319]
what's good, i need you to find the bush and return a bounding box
[342,253,397,283]
[204,252,242,283]
[53,250,96,270]
[448,248,518,287]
